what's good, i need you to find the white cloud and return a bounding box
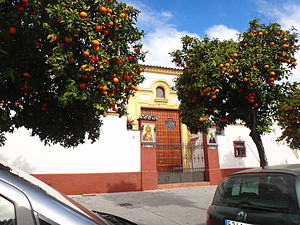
[205,25,239,41]
[123,0,199,68]
[257,1,300,82]
[142,28,193,68]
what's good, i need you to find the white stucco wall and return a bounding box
[218,124,300,169]
[0,115,141,174]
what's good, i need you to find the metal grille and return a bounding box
[156,143,205,184]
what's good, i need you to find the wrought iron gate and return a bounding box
[156,143,205,184]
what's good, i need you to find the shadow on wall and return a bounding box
[220,150,246,170]
[0,154,36,173]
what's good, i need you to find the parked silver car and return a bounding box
[0,161,136,225]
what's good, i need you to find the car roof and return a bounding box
[232,164,300,176]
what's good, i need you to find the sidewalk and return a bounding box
[71,185,217,225]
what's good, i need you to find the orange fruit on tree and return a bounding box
[102,29,109,35]
[281,44,289,49]
[128,56,134,61]
[107,8,113,14]
[99,6,107,12]
[9,27,17,34]
[92,40,100,46]
[292,62,298,66]
[243,77,249,82]
[120,13,126,18]
[116,59,123,65]
[113,78,119,83]
[95,24,102,32]
[232,53,238,58]
[269,42,275,46]
[79,83,87,89]
[263,65,270,69]
[224,63,230,67]
[80,64,87,70]
[82,51,90,57]
[211,95,217,99]
[23,72,29,77]
[79,12,88,19]
[269,71,276,76]
[64,37,73,43]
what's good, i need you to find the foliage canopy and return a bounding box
[0,0,145,147]
[171,19,299,165]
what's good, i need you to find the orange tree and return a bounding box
[170,19,299,167]
[277,84,300,150]
[0,0,145,147]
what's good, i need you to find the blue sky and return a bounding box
[123,0,300,81]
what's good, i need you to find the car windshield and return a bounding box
[213,173,297,213]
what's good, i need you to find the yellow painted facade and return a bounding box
[127,65,190,145]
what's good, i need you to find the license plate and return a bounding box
[225,219,253,225]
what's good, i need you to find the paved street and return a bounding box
[71,185,217,225]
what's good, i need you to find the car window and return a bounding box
[213,173,297,213]
[0,195,15,225]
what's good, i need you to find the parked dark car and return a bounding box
[207,164,300,225]
[0,161,136,225]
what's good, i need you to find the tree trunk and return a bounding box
[249,111,268,168]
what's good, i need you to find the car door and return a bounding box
[0,179,36,225]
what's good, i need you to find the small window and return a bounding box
[156,87,165,98]
[234,141,246,157]
[0,195,15,225]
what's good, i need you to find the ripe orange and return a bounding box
[89,66,95,72]
[80,64,87,70]
[92,40,100,46]
[243,78,249,82]
[113,78,119,83]
[128,56,134,61]
[99,6,107,12]
[116,59,123,65]
[257,32,263,36]
[211,95,217,99]
[281,44,289,49]
[79,12,88,19]
[263,65,270,69]
[269,71,276,76]
[9,27,17,34]
[134,47,140,53]
[224,63,230,67]
[269,42,275,46]
[79,83,87,89]
[292,62,298,66]
[107,8,113,14]
[198,117,207,122]
[95,24,102,32]
[120,13,126,18]
[108,21,114,27]
[81,74,88,79]
[232,53,238,58]
[234,69,240,73]
[64,37,73,43]
[82,51,90,57]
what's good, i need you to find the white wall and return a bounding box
[0,115,141,174]
[218,124,300,169]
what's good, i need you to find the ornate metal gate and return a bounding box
[157,143,205,184]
